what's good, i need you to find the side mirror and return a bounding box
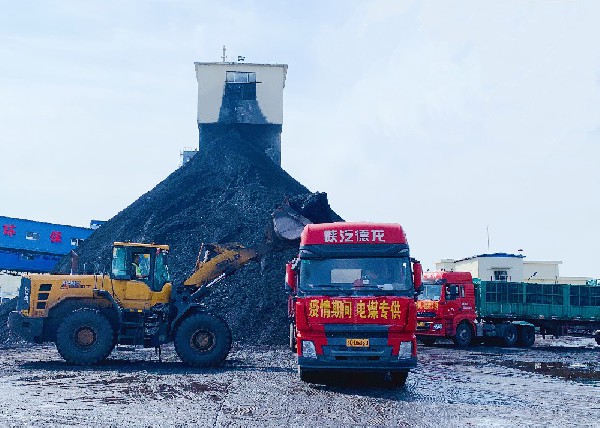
[285,263,297,293]
[412,261,422,292]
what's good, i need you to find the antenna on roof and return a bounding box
[221,45,227,63]
[486,225,490,251]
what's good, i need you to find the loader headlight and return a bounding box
[398,341,413,359]
[302,340,317,359]
[433,323,443,330]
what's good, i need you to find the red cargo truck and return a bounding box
[417,271,600,347]
[286,222,422,386]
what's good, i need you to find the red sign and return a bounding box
[300,223,407,245]
[3,224,16,237]
[50,231,62,243]
[305,297,406,323]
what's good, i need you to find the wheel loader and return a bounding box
[8,242,259,366]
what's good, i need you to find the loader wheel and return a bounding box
[453,322,473,347]
[501,324,518,347]
[174,313,232,367]
[55,308,115,365]
[517,326,535,348]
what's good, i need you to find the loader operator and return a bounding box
[132,254,143,279]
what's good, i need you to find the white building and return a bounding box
[194,61,288,165]
[436,253,591,285]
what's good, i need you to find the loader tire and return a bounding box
[55,308,115,365]
[174,313,232,367]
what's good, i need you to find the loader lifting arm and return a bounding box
[183,243,260,301]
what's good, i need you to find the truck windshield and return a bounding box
[420,282,442,301]
[299,257,413,296]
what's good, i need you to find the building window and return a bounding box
[493,270,508,282]
[26,232,40,240]
[226,71,256,83]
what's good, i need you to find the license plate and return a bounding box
[346,338,369,348]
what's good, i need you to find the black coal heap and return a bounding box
[53,130,341,344]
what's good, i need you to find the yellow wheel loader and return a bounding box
[8,242,258,366]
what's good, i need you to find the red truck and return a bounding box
[416,271,600,347]
[286,222,422,386]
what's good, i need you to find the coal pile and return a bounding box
[54,129,341,344]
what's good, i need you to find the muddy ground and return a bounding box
[0,337,598,427]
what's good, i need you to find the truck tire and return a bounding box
[501,324,518,347]
[390,371,408,387]
[55,308,115,365]
[289,322,297,353]
[174,313,232,367]
[420,337,436,346]
[517,326,535,348]
[453,322,473,347]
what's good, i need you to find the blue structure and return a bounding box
[0,216,94,273]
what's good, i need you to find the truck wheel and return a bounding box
[420,337,436,346]
[517,326,535,348]
[453,322,473,347]
[501,324,518,347]
[289,323,297,353]
[298,367,320,384]
[390,371,408,387]
[55,308,115,365]
[174,313,232,367]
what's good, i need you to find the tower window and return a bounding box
[226,71,256,83]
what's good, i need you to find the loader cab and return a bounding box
[111,242,171,292]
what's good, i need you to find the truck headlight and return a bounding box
[433,323,443,330]
[302,340,317,359]
[398,341,412,359]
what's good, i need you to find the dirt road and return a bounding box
[0,338,598,427]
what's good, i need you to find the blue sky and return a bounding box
[1,1,599,277]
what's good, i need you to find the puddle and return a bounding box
[495,360,600,382]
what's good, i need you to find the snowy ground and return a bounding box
[0,337,598,427]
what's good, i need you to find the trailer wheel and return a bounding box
[390,371,408,388]
[517,326,535,348]
[453,322,473,347]
[289,323,297,353]
[55,308,115,365]
[174,313,232,367]
[501,324,518,347]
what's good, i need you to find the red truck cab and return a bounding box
[416,271,476,346]
[286,222,422,386]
